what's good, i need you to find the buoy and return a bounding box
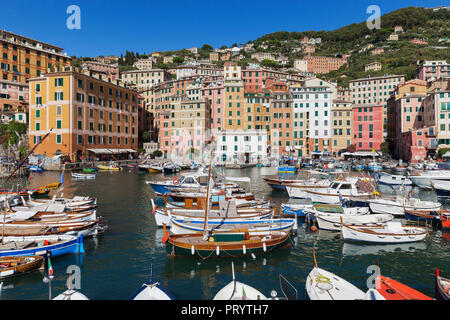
[311,226,318,232]
[191,245,195,255]
[263,242,267,252]
[216,246,220,256]
[243,245,246,255]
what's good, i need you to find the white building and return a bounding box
[292,85,333,152]
[216,130,268,164]
[294,60,308,72]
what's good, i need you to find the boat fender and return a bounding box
[216,246,220,256]
[263,242,267,252]
[162,225,169,243]
[311,226,318,232]
[191,245,195,255]
[251,253,256,260]
[243,245,246,255]
[173,177,180,186]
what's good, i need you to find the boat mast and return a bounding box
[202,137,215,241]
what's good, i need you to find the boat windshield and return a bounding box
[330,182,339,189]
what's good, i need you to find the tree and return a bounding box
[142,131,151,142]
[153,150,163,158]
[380,141,390,155]
[201,44,213,52]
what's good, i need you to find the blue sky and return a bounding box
[0,0,444,57]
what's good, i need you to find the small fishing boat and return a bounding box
[341,221,428,243]
[443,216,450,232]
[97,163,121,171]
[281,203,313,218]
[71,173,96,180]
[368,197,441,217]
[431,180,450,198]
[306,251,365,300]
[163,163,181,174]
[0,234,84,257]
[130,265,175,300]
[146,171,211,194]
[214,262,267,300]
[435,269,450,300]
[262,176,306,191]
[305,204,391,231]
[393,164,408,174]
[53,290,89,300]
[376,172,412,186]
[152,200,274,227]
[169,217,297,235]
[305,178,370,204]
[285,179,332,199]
[403,208,449,225]
[366,162,382,172]
[0,255,44,278]
[29,165,43,173]
[409,170,450,189]
[23,195,97,207]
[352,164,365,172]
[375,275,433,300]
[82,168,97,173]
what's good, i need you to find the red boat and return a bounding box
[442,217,450,232]
[435,269,450,300]
[376,275,433,300]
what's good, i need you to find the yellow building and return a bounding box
[223,62,248,130]
[331,100,353,153]
[28,67,139,160]
[1,30,71,83]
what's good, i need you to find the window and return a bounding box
[56,120,62,129]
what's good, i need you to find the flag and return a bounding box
[242,287,247,300]
[48,258,54,277]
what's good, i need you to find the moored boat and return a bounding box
[368,197,441,217]
[431,180,450,198]
[376,172,412,186]
[341,221,428,244]
[53,290,89,300]
[71,173,96,180]
[435,269,450,300]
[409,170,450,189]
[375,275,433,300]
[0,255,44,278]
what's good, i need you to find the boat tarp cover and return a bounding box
[313,204,344,214]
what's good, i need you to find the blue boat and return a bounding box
[403,208,446,225]
[352,164,365,172]
[278,166,296,174]
[29,165,43,173]
[0,234,84,258]
[281,204,312,218]
[367,163,382,172]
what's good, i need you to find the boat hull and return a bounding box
[341,224,428,244]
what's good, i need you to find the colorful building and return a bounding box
[352,104,384,151]
[28,67,139,160]
[331,100,353,154]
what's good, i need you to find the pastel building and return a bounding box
[216,130,268,165]
[352,104,384,151]
[0,79,28,114]
[302,55,347,74]
[201,80,224,133]
[331,100,353,153]
[28,67,139,160]
[418,60,450,81]
[0,30,71,83]
[292,84,332,155]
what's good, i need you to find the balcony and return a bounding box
[426,142,437,150]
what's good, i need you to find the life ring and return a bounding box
[172,177,180,186]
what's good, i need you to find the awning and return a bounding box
[88,149,113,154]
[88,148,137,154]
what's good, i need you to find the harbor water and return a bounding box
[1,167,449,300]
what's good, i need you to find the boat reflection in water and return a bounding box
[342,242,428,257]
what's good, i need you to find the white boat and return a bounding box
[169,217,297,235]
[71,173,96,180]
[376,172,412,186]
[285,179,332,199]
[151,199,273,227]
[214,262,267,300]
[431,180,450,198]
[305,178,370,204]
[306,267,365,300]
[341,221,428,243]
[53,289,89,300]
[408,170,450,189]
[23,195,97,207]
[146,170,212,194]
[368,197,441,217]
[314,210,393,231]
[130,266,174,300]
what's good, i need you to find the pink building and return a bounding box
[352,104,384,151]
[418,60,450,81]
[303,55,347,74]
[201,82,224,133]
[0,79,28,113]
[401,126,437,162]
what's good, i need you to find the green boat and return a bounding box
[82,168,98,173]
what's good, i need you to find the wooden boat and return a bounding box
[23,196,96,207]
[435,269,450,300]
[0,255,44,278]
[53,290,89,300]
[409,170,450,189]
[341,220,428,244]
[152,200,274,227]
[375,275,433,300]
[285,179,332,199]
[305,178,370,204]
[169,217,297,235]
[403,208,449,225]
[0,183,61,198]
[368,197,441,217]
[71,173,95,180]
[97,164,121,171]
[431,180,450,198]
[376,172,412,186]
[281,203,313,218]
[306,251,366,300]
[82,168,97,173]
[162,194,268,210]
[262,177,309,191]
[164,230,290,258]
[0,234,84,257]
[214,262,267,300]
